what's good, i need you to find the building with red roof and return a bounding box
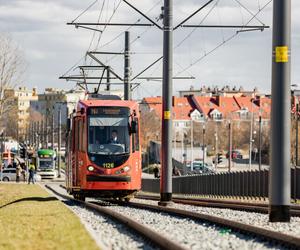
[141,94,272,125]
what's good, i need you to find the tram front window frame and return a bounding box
[88,116,130,155]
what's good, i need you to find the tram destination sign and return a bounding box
[88,107,129,116]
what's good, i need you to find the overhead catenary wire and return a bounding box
[216,1,225,42]
[71,0,99,23]
[175,0,272,76]
[102,0,162,65]
[98,0,161,50]
[233,0,265,25]
[85,0,106,65]
[63,0,271,95]
[65,0,122,79]
[174,0,220,50]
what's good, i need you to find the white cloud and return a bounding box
[0,0,299,97]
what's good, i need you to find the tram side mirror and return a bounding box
[80,107,85,115]
[67,118,71,131]
[130,120,138,134]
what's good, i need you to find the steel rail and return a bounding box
[45,185,186,250]
[50,185,300,248]
[136,194,300,216]
[122,200,300,249]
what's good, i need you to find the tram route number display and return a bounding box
[103,163,114,169]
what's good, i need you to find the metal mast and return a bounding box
[269,0,291,222]
[159,0,173,205]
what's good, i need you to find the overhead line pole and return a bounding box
[269,0,291,222]
[159,0,173,206]
[124,31,131,100]
[106,66,111,91]
[258,115,262,171]
[57,108,61,178]
[228,121,232,172]
[51,112,55,149]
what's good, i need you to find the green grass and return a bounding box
[0,184,99,250]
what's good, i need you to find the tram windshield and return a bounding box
[39,159,54,170]
[88,116,130,155]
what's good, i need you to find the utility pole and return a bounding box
[106,66,111,91]
[40,120,44,149]
[258,115,262,171]
[294,103,298,203]
[124,31,131,100]
[174,126,176,160]
[215,122,219,168]
[35,121,39,150]
[296,103,299,167]
[269,0,291,222]
[57,108,61,178]
[249,100,254,170]
[184,133,188,171]
[159,0,173,206]
[31,123,34,147]
[28,124,31,146]
[228,121,232,172]
[202,124,206,165]
[191,120,194,171]
[45,115,48,148]
[51,112,55,149]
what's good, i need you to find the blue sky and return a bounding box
[0,0,299,98]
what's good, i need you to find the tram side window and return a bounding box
[74,120,79,151]
[82,119,87,152]
[132,120,139,152]
[78,120,85,152]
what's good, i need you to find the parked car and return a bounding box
[1,168,41,182]
[1,168,17,181]
[187,161,216,174]
[226,150,243,159]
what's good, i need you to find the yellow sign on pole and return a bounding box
[275,46,289,63]
[164,111,171,120]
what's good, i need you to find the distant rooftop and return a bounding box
[179,85,259,97]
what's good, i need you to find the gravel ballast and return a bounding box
[44,184,293,249]
[44,184,157,250]
[100,201,288,249]
[133,198,300,238]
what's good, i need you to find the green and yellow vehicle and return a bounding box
[36,149,57,179]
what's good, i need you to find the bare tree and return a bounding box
[140,110,161,151]
[0,34,26,135]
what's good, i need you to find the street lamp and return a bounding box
[249,98,255,170]
[190,110,205,171]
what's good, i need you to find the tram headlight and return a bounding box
[123,166,130,172]
[115,166,131,175]
[87,166,94,172]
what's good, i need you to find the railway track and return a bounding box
[136,194,300,217]
[45,185,185,250]
[47,185,300,249]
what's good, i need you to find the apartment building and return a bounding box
[4,87,38,140]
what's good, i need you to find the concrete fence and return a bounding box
[142,168,300,199]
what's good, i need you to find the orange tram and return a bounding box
[65,95,141,201]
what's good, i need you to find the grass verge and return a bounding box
[0,183,99,250]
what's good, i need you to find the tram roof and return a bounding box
[78,99,138,109]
